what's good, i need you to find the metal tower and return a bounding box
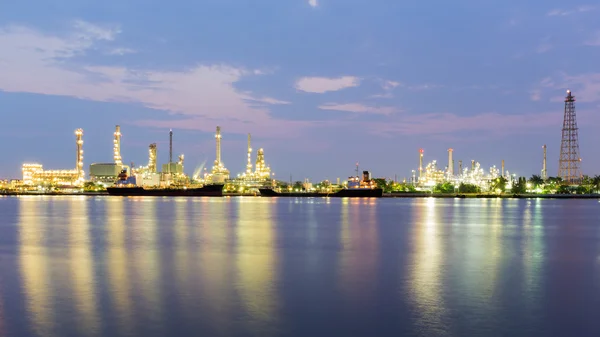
[113,125,122,165]
[558,90,582,184]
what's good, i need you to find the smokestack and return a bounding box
[542,145,547,180]
[419,148,424,178]
[459,160,463,174]
[447,148,454,176]
[215,126,222,164]
[169,129,173,163]
[501,160,505,177]
[75,129,84,182]
[471,160,475,171]
[113,125,122,165]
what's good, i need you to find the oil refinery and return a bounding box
[5,89,592,195]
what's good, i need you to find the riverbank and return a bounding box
[2,191,599,199]
[384,193,600,199]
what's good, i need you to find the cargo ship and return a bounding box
[106,169,224,197]
[259,169,383,198]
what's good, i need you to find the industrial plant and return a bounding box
[6,89,592,195]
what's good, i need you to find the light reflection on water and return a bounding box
[3,196,600,337]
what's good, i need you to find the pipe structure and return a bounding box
[113,125,122,165]
[542,144,547,180]
[447,148,453,176]
[75,129,84,182]
[148,143,157,173]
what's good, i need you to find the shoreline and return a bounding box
[1,191,600,199]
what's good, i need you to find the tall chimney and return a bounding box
[447,148,454,176]
[471,159,475,171]
[501,160,505,177]
[459,160,463,174]
[419,148,424,179]
[169,129,173,164]
[215,126,222,164]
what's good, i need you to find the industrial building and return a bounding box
[21,129,85,187]
[89,125,129,185]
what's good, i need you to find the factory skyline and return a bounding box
[8,89,592,187]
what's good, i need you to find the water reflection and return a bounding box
[106,197,133,335]
[235,198,278,333]
[132,198,163,332]
[338,198,379,303]
[19,198,55,336]
[408,198,447,333]
[68,197,100,336]
[196,198,234,335]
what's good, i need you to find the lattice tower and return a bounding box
[558,90,582,184]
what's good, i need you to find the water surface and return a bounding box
[0,196,599,337]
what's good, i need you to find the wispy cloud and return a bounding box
[308,0,318,8]
[295,76,360,93]
[535,73,600,103]
[530,90,541,101]
[318,103,397,115]
[536,36,553,53]
[107,47,136,55]
[584,31,600,46]
[547,6,595,16]
[0,22,299,137]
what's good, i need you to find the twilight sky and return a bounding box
[1,0,600,181]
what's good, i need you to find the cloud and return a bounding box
[584,31,600,46]
[245,96,291,105]
[308,0,318,8]
[530,90,541,101]
[0,22,298,137]
[107,47,136,55]
[382,80,400,91]
[535,73,600,103]
[318,103,397,115]
[547,6,595,16]
[295,76,360,93]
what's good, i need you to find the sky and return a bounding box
[1,0,600,181]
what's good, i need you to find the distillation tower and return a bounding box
[254,148,271,180]
[209,126,230,183]
[246,134,253,176]
[558,89,582,184]
[75,129,84,182]
[148,143,157,173]
[114,125,122,165]
[542,145,547,180]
